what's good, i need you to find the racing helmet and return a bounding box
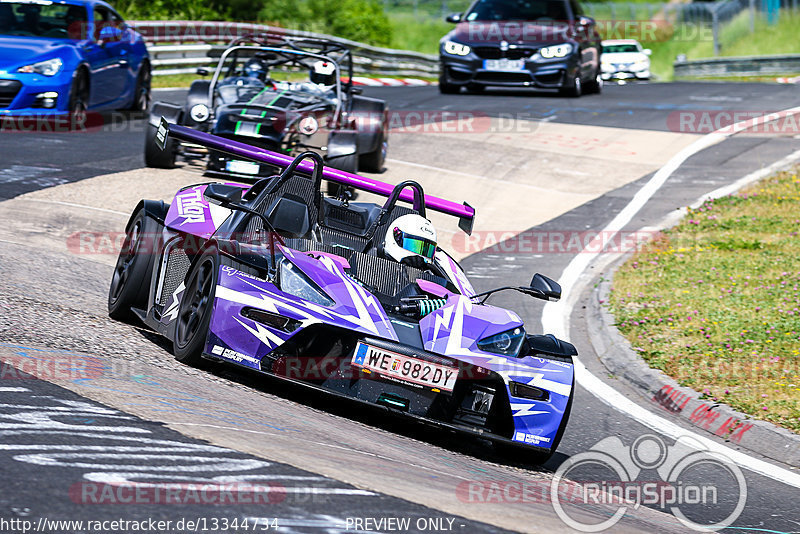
[310,61,336,86]
[384,214,438,263]
[243,58,268,82]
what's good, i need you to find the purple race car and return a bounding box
[108,119,576,461]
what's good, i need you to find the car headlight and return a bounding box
[18,58,63,77]
[190,104,210,123]
[539,44,573,59]
[279,259,334,306]
[443,40,471,56]
[477,327,525,357]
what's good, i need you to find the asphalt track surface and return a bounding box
[1,82,800,533]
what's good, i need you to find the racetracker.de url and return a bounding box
[0,517,280,533]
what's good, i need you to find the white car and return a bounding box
[601,40,651,80]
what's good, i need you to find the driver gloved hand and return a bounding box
[401,255,428,270]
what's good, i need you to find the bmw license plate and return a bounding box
[351,342,458,392]
[226,160,260,175]
[483,59,525,71]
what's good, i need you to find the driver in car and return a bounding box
[382,214,439,271]
[0,4,17,32]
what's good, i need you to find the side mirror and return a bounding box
[528,273,561,302]
[445,12,463,23]
[204,183,243,206]
[643,48,652,56]
[196,67,210,76]
[98,25,122,45]
[577,15,594,26]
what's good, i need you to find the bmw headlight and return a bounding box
[443,40,471,56]
[18,58,63,77]
[477,327,525,357]
[539,44,573,59]
[279,259,334,306]
[190,104,210,123]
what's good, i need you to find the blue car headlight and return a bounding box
[477,327,525,357]
[538,44,573,59]
[443,40,471,56]
[279,259,334,306]
[18,58,63,77]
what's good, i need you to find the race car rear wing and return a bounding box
[155,118,476,234]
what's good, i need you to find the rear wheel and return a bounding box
[108,209,158,322]
[144,120,177,168]
[173,248,219,365]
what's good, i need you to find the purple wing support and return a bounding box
[154,118,476,234]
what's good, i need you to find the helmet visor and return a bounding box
[401,235,436,259]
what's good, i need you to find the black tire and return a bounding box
[358,119,387,173]
[326,152,358,197]
[68,69,89,119]
[108,210,158,322]
[583,69,603,95]
[144,120,177,168]
[173,248,219,365]
[559,72,582,98]
[127,61,151,113]
[438,75,459,94]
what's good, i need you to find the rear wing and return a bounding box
[155,118,476,234]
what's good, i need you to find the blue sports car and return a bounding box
[0,0,149,116]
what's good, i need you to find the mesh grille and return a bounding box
[0,80,22,109]
[473,47,536,60]
[348,251,440,297]
[158,247,191,305]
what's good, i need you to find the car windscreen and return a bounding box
[464,0,570,22]
[603,44,640,53]
[0,2,88,40]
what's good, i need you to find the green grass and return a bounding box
[609,168,800,432]
[388,13,450,55]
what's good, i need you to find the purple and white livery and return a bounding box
[108,121,576,462]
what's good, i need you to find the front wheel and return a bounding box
[173,248,219,365]
[127,62,152,113]
[583,70,603,95]
[108,210,158,322]
[438,75,460,94]
[68,70,89,120]
[559,72,582,98]
[326,152,358,198]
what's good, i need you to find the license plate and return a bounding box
[226,160,260,175]
[483,59,525,71]
[351,343,458,392]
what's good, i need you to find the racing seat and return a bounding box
[316,204,417,255]
[245,173,319,239]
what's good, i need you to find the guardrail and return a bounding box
[674,54,800,78]
[129,21,439,77]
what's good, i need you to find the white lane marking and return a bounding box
[0,387,30,392]
[24,198,129,216]
[542,106,800,488]
[164,421,475,482]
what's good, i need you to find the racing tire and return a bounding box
[438,76,460,94]
[358,119,388,173]
[558,73,582,98]
[108,209,158,322]
[127,62,152,113]
[173,247,219,366]
[68,69,89,123]
[583,70,603,95]
[144,120,177,169]
[326,152,358,198]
